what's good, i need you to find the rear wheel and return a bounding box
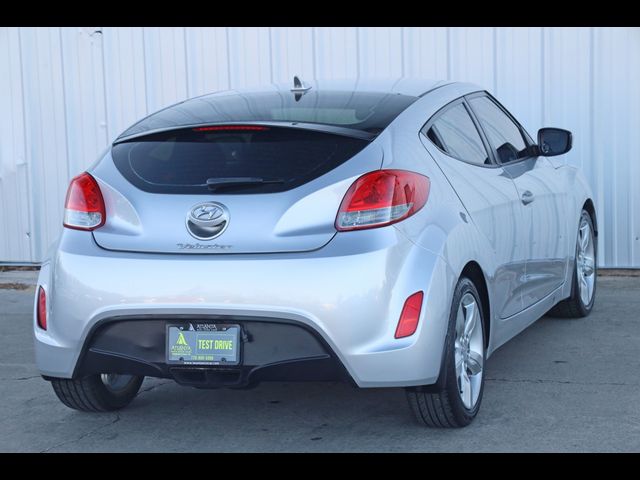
[406,277,486,428]
[548,210,596,318]
[51,373,144,412]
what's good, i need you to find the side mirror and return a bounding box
[537,128,572,157]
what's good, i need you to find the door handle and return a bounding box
[521,190,535,205]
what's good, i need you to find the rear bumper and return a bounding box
[34,227,456,388]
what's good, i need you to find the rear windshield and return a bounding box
[111,126,369,194]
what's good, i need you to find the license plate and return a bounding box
[166,324,240,365]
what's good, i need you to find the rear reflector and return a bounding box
[63,172,106,231]
[336,170,430,231]
[37,286,47,330]
[395,291,424,339]
[192,125,269,132]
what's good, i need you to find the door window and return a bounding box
[468,96,529,164]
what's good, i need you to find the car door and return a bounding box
[419,99,527,319]
[466,93,567,309]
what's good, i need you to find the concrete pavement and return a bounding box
[1,272,638,452]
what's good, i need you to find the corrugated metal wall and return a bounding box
[1,27,639,266]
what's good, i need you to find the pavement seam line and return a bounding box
[1,375,41,381]
[39,413,121,453]
[138,380,174,394]
[485,377,636,387]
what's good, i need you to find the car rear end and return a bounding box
[34,85,455,396]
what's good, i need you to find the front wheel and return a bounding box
[548,210,597,318]
[406,276,486,428]
[51,373,144,412]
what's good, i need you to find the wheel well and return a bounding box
[583,199,598,237]
[461,262,490,348]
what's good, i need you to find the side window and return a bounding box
[423,103,490,166]
[468,96,528,163]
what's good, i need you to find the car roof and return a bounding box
[115,78,457,142]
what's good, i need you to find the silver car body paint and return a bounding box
[33,79,593,387]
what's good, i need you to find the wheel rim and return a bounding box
[100,373,135,393]
[454,293,484,410]
[576,215,596,306]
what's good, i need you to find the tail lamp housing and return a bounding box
[335,170,430,231]
[63,172,106,231]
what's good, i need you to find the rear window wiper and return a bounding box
[206,177,285,192]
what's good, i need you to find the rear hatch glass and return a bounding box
[112,126,369,194]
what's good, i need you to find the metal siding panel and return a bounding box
[628,29,640,267]
[142,27,188,112]
[19,27,70,260]
[593,27,640,267]
[227,27,272,88]
[495,27,543,137]
[59,27,109,176]
[449,27,496,91]
[357,27,403,77]
[402,27,448,79]
[313,27,358,79]
[0,28,33,261]
[269,27,315,83]
[102,27,147,141]
[1,27,639,266]
[184,27,230,97]
[543,28,592,172]
[593,27,615,266]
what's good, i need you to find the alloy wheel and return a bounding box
[454,293,484,410]
[576,215,596,306]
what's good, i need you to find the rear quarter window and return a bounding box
[423,103,491,166]
[111,126,369,194]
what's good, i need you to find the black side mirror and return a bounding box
[537,128,572,156]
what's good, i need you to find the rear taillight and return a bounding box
[395,291,424,339]
[63,172,106,231]
[37,286,47,330]
[335,170,430,231]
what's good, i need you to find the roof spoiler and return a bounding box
[112,121,377,145]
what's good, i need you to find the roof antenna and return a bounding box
[291,75,312,101]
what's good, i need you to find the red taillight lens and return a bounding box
[395,291,424,339]
[37,286,47,330]
[63,172,106,231]
[335,170,430,231]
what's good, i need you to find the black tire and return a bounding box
[547,210,597,318]
[406,277,486,428]
[50,374,144,412]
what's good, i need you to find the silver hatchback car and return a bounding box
[34,78,597,427]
